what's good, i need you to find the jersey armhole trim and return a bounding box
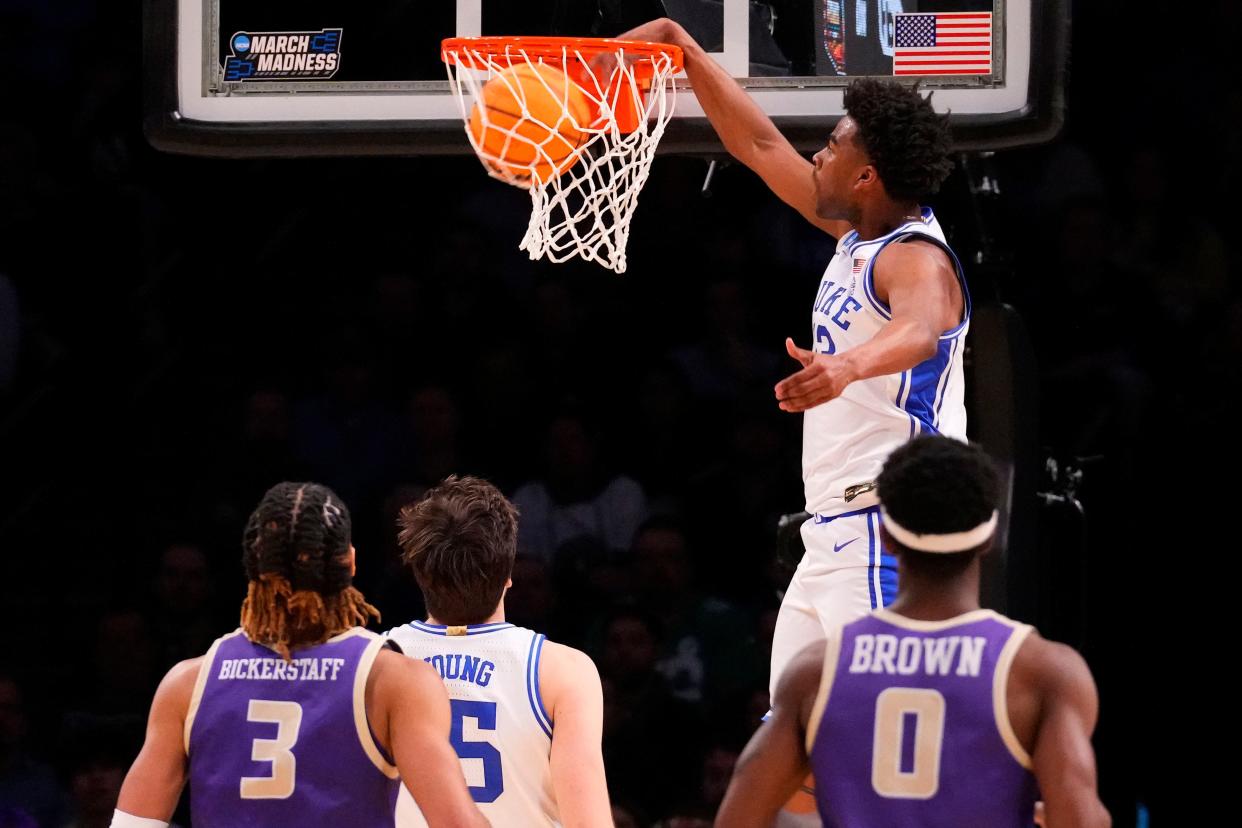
[993,624,1034,770]
[910,235,971,339]
[861,231,972,337]
[526,633,553,739]
[182,629,241,755]
[804,630,845,756]
[861,244,895,321]
[354,633,401,779]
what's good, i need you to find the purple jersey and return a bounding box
[808,609,1038,828]
[185,628,400,828]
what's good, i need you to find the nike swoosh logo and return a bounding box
[833,538,859,552]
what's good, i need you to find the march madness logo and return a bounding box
[224,29,342,82]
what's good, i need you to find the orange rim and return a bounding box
[442,36,684,73]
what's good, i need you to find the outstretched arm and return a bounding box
[114,658,200,823]
[614,18,850,238]
[542,643,612,828]
[716,643,824,828]
[372,651,490,828]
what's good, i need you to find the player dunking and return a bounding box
[616,19,966,696]
[385,476,612,827]
[111,482,486,828]
[716,437,1110,828]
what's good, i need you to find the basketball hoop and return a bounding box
[442,36,684,274]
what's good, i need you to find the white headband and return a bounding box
[881,509,999,553]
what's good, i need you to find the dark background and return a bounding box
[2,0,1236,825]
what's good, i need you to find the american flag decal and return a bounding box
[852,258,866,275]
[893,12,992,76]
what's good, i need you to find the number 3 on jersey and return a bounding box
[451,699,504,803]
[240,699,303,799]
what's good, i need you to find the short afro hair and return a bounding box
[843,79,954,203]
[877,436,1001,541]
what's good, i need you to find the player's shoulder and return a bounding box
[370,645,443,696]
[373,643,433,677]
[873,232,955,275]
[165,628,247,698]
[1010,627,1096,700]
[539,639,601,684]
[1012,627,1087,672]
[777,641,828,713]
[150,654,211,731]
[364,626,429,683]
[162,655,207,697]
[536,638,603,723]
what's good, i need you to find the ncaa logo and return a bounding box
[223,28,342,82]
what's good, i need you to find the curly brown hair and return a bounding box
[397,476,518,626]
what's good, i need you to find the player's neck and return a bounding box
[884,563,981,621]
[854,200,923,241]
[426,603,505,627]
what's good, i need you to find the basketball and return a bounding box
[468,62,592,185]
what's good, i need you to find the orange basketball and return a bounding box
[469,62,592,185]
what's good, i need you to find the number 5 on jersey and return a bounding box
[451,699,504,803]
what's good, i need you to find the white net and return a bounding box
[443,39,680,274]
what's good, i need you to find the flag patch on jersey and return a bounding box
[893,13,992,76]
[852,258,866,275]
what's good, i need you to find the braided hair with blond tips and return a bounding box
[240,482,379,659]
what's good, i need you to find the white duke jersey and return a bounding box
[803,208,970,516]
[384,621,559,828]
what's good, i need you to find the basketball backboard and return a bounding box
[144,0,1067,157]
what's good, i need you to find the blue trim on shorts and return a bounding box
[876,512,899,607]
[866,510,878,609]
[814,505,881,524]
[880,564,899,607]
